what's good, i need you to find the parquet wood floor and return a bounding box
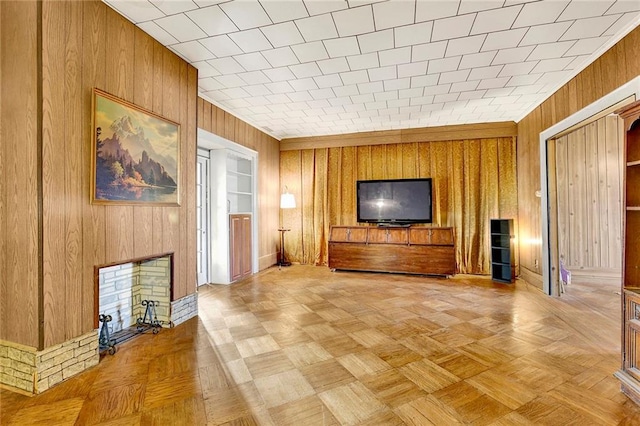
[3,265,640,425]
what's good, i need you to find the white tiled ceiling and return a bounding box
[104,0,640,140]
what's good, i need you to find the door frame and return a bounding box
[196,150,210,286]
[539,77,640,295]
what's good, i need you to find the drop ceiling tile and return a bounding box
[459,0,506,14]
[358,81,384,93]
[262,66,296,82]
[531,57,574,73]
[505,73,541,86]
[265,81,295,93]
[331,97,355,106]
[446,35,486,57]
[411,74,439,88]
[428,56,461,74]
[379,47,411,67]
[424,84,451,95]
[394,22,433,47]
[481,28,528,51]
[220,0,271,30]
[412,41,447,62]
[309,88,336,100]
[527,41,575,60]
[372,0,415,30]
[384,78,410,91]
[398,61,427,78]
[323,37,361,58]
[308,99,332,108]
[171,41,214,62]
[221,87,250,98]
[192,60,221,77]
[234,52,272,71]
[368,66,397,82]
[375,91,398,101]
[262,47,299,67]
[314,74,343,88]
[288,91,314,101]
[432,14,476,42]
[222,98,250,107]
[459,51,497,69]
[561,15,621,40]
[564,55,592,70]
[185,6,238,36]
[138,21,178,45]
[346,52,379,70]
[304,0,349,16]
[411,95,436,106]
[261,22,305,48]
[261,0,308,23]
[340,70,369,85]
[458,89,488,100]
[104,0,164,23]
[317,57,350,74]
[434,93,459,103]
[199,35,241,57]
[498,61,538,77]
[208,57,246,74]
[415,1,459,22]
[334,5,375,37]
[245,95,270,106]
[485,87,515,97]
[604,12,640,36]
[296,14,339,41]
[201,89,229,101]
[469,65,503,80]
[150,0,198,14]
[289,62,323,78]
[244,84,272,96]
[388,98,410,108]
[199,77,225,91]
[519,22,573,46]
[266,94,292,104]
[492,45,535,64]
[228,29,272,53]
[236,70,271,85]
[471,5,522,35]
[290,77,319,91]
[291,41,329,63]
[333,84,360,97]
[439,69,471,84]
[512,1,568,27]
[358,29,394,54]
[451,80,480,92]
[558,0,615,20]
[352,93,375,103]
[214,74,247,88]
[155,14,208,42]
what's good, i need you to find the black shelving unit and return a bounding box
[490,219,515,283]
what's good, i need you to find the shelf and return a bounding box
[628,160,640,167]
[228,190,252,196]
[227,169,252,177]
[628,207,640,211]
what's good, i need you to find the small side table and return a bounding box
[278,228,291,268]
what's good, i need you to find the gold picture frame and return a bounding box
[91,88,180,206]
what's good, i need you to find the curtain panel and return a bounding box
[279,137,518,274]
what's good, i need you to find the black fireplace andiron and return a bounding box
[98,314,116,355]
[136,300,162,334]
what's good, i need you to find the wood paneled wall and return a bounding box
[1,0,197,349]
[0,1,41,347]
[197,98,281,270]
[517,25,640,284]
[555,116,623,271]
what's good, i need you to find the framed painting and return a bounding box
[91,88,180,206]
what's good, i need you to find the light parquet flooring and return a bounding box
[3,265,640,425]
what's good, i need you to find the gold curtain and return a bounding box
[279,137,517,274]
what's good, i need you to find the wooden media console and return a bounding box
[328,226,456,276]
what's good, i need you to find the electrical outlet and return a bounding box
[534,259,539,269]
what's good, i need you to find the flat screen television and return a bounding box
[357,178,432,225]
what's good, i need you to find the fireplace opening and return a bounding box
[94,252,174,354]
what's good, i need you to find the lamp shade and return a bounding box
[280,192,296,209]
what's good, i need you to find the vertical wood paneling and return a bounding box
[0,0,40,347]
[554,116,623,271]
[186,66,198,293]
[81,0,106,333]
[64,0,83,340]
[517,25,640,282]
[42,0,67,346]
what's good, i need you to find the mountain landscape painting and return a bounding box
[92,89,179,205]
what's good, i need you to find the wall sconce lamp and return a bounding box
[278,187,296,268]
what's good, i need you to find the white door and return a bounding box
[196,155,209,286]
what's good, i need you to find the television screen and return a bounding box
[357,178,432,224]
